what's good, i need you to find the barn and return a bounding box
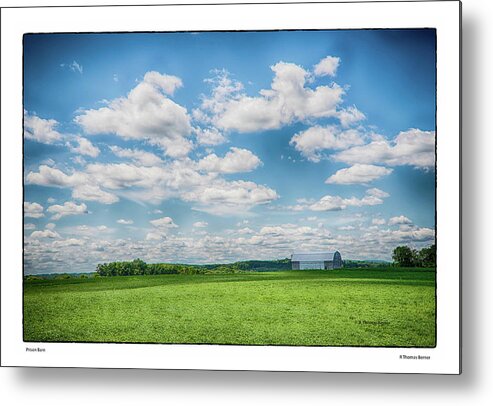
[291,251,343,270]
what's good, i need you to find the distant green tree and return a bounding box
[418,244,436,268]
[392,246,416,267]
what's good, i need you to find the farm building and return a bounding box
[291,251,343,270]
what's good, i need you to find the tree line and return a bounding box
[96,259,206,276]
[392,244,436,268]
[95,258,293,277]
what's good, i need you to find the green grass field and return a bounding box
[23,268,436,347]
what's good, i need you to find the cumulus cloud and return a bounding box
[146,231,165,241]
[313,56,340,77]
[68,136,100,157]
[337,105,366,128]
[196,63,344,133]
[109,145,163,166]
[23,218,435,274]
[26,155,277,214]
[24,223,36,230]
[183,179,279,216]
[193,221,208,228]
[52,238,85,247]
[289,126,365,162]
[24,111,63,144]
[325,164,393,185]
[26,165,118,204]
[47,201,88,220]
[383,226,435,243]
[372,218,386,226]
[71,184,119,204]
[45,223,56,230]
[309,188,389,212]
[366,188,390,199]
[117,219,134,225]
[26,165,86,188]
[30,229,60,239]
[146,216,178,240]
[334,129,436,168]
[24,202,44,218]
[75,71,193,158]
[198,147,262,174]
[150,216,178,229]
[388,215,413,225]
[63,224,114,237]
[194,127,227,146]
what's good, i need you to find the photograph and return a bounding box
[22,28,437,348]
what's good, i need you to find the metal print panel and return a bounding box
[1,1,460,373]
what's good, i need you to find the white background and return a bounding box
[0,0,491,404]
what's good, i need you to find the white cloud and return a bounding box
[146,216,177,240]
[289,126,365,162]
[45,223,56,230]
[63,224,114,237]
[61,60,83,74]
[41,158,56,166]
[325,164,393,185]
[366,188,390,199]
[338,105,366,128]
[30,229,60,239]
[334,129,436,168]
[72,184,119,204]
[389,215,413,225]
[196,63,344,133]
[71,156,87,166]
[237,227,254,235]
[117,219,134,225]
[313,56,340,77]
[109,145,163,166]
[22,216,435,274]
[53,238,85,247]
[183,179,278,215]
[372,218,386,226]
[150,216,178,229]
[24,111,63,144]
[338,225,355,231]
[47,201,88,220]
[27,158,278,215]
[24,223,36,230]
[198,147,262,174]
[193,221,208,228]
[47,197,56,203]
[194,127,227,146]
[146,231,165,241]
[24,202,44,218]
[26,165,87,188]
[383,226,435,243]
[309,188,389,212]
[75,71,193,158]
[68,136,100,157]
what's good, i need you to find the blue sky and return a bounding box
[23,30,436,274]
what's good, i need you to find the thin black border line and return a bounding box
[0,0,459,374]
[22,27,437,36]
[22,27,437,351]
